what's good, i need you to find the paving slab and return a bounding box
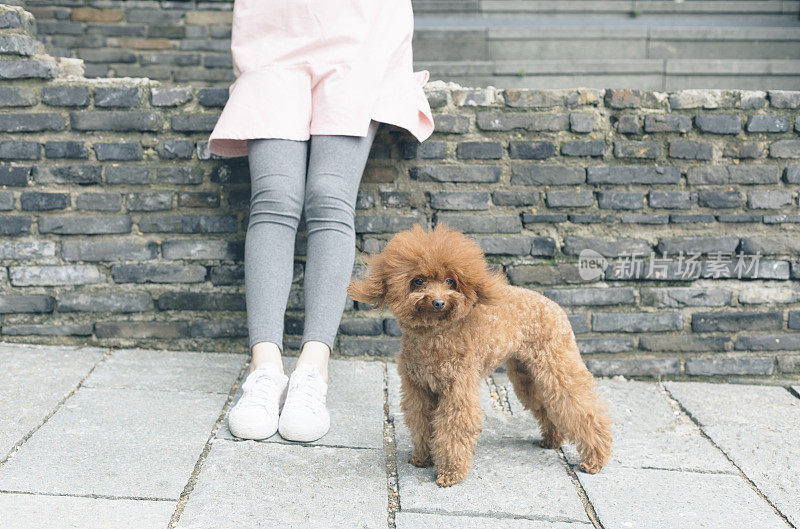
[0,492,175,529]
[494,375,734,473]
[175,439,387,529]
[395,512,591,529]
[83,348,246,393]
[0,387,227,499]
[217,358,385,449]
[0,343,106,458]
[388,364,589,524]
[578,466,789,529]
[665,382,800,527]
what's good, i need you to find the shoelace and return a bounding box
[239,369,284,408]
[285,368,326,416]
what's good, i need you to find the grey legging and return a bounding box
[244,119,380,352]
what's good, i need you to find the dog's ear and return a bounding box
[347,253,388,308]
[474,267,507,306]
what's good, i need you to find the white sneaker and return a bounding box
[278,364,330,442]
[227,363,288,440]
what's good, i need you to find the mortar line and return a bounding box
[401,506,592,525]
[786,386,800,400]
[383,361,401,529]
[0,347,113,469]
[220,439,382,451]
[660,382,797,529]
[167,358,249,529]
[0,488,174,503]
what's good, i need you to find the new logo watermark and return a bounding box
[578,249,608,281]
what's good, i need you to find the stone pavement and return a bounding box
[0,342,798,529]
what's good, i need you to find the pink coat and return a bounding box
[208,0,435,157]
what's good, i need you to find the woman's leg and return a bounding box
[245,137,309,373]
[298,119,381,381]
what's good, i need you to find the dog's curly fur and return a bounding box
[348,223,612,487]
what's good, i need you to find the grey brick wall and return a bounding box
[2,5,800,379]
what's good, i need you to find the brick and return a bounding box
[669,141,713,160]
[739,287,800,304]
[402,141,446,160]
[94,87,142,108]
[0,113,65,133]
[161,239,243,260]
[38,216,132,235]
[197,87,228,107]
[409,165,502,183]
[586,358,680,377]
[453,88,498,107]
[178,192,219,208]
[0,295,54,313]
[475,236,554,256]
[111,264,207,284]
[20,192,69,211]
[476,112,569,132]
[597,191,644,210]
[127,192,173,211]
[45,140,89,159]
[614,141,661,159]
[0,164,30,186]
[747,190,792,209]
[561,140,605,157]
[71,111,161,131]
[492,190,539,206]
[71,8,124,22]
[1,324,92,336]
[75,193,122,211]
[8,265,103,286]
[592,312,683,332]
[0,86,36,107]
[138,214,236,233]
[432,114,470,133]
[784,167,800,183]
[209,265,245,286]
[746,115,789,133]
[649,191,696,209]
[617,115,641,134]
[587,166,680,184]
[94,142,143,161]
[686,166,780,185]
[668,214,713,224]
[641,287,732,307]
[454,141,502,159]
[691,312,782,332]
[57,293,153,313]
[521,213,568,224]
[0,241,55,260]
[157,166,203,185]
[0,217,31,235]
[695,114,741,134]
[789,311,800,329]
[605,89,663,109]
[769,140,800,159]
[157,292,244,311]
[569,113,594,133]
[0,191,13,210]
[669,90,734,109]
[377,190,412,207]
[429,191,489,211]
[504,88,602,108]
[0,140,40,160]
[508,141,554,160]
[511,165,585,185]
[644,114,692,133]
[61,240,157,262]
[41,86,89,107]
[768,90,800,109]
[657,236,738,255]
[723,141,763,159]
[698,191,743,208]
[577,337,635,354]
[157,139,194,159]
[506,263,583,286]
[562,236,651,257]
[95,321,191,339]
[171,113,219,132]
[639,335,730,352]
[106,165,152,184]
[569,214,616,224]
[740,236,800,255]
[338,318,383,336]
[0,59,57,79]
[433,214,521,234]
[191,319,248,338]
[355,215,419,234]
[686,357,773,376]
[546,190,593,208]
[543,287,634,306]
[151,87,193,107]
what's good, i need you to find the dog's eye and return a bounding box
[412,277,425,286]
[445,278,457,288]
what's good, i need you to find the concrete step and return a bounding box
[414,26,800,61]
[416,58,800,89]
[413,0,800,21]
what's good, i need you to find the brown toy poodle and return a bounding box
[347,223,612,487]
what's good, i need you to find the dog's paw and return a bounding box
[579,460,602,474]
[409,454,433,468]
[539,436,562,450]
[435,469,466,487]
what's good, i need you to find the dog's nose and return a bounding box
[432,299,445,311]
